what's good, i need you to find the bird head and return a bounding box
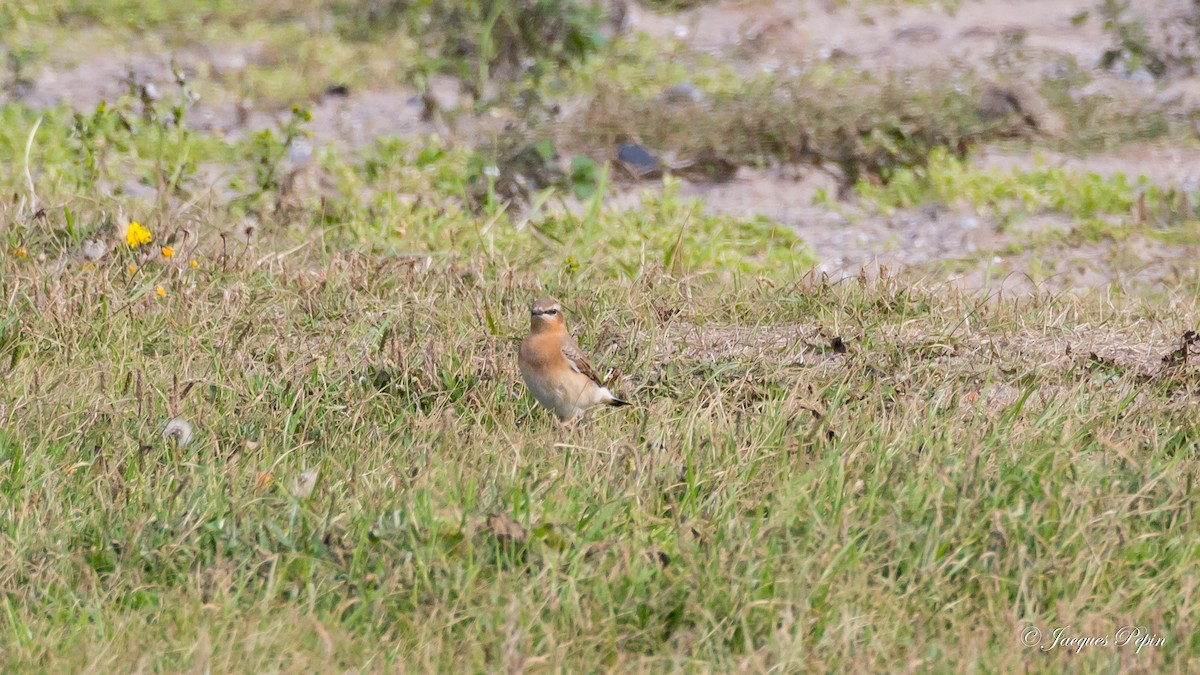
[529,297,565,333]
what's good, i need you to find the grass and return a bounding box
[563,55,992,185]
[860,148,1200,287]
[4,243,1200,670]
[4,0,1200,671]
[857,146,1200,238]
[858,148,1153,219]
[550,28,1200,185]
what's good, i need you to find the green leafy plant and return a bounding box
[1099,0,1168,77]
[233,105,313,210]
[334,0,606,97]
[858,147,1177,222]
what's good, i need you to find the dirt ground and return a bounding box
[626,0,1200,292]
[17,0,1200,294]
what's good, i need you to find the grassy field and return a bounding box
[3,0,1200,672]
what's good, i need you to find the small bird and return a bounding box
[518,297,630,421]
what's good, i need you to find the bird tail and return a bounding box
[607,397,631,407]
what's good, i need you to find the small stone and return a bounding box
[661,83,704,105]
[617,143,661,179]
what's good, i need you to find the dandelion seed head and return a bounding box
[81,239,107,261]
[292,470,318,500]
[235,217,259,243]
[162,417,194,447]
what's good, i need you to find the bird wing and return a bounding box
[562,340,606,387]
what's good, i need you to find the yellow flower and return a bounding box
[155,285,165,297]
[125,221,153,249]
[161,246,175,259]
[127,264,138,274]
[189,259,199,268]
[12,246,27,259]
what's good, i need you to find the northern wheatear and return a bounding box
[518,297,630,421]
